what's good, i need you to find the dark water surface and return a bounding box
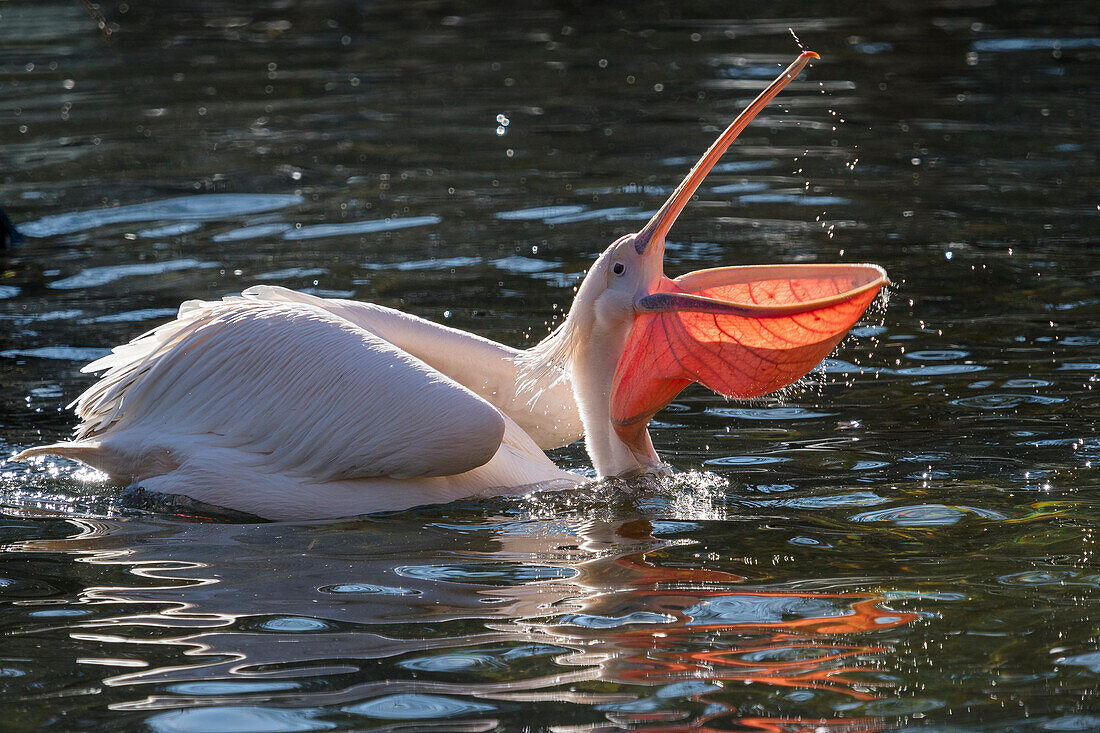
[2,1,1099,730]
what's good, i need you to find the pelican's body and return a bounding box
[15,52,889,520]
[37,286,585,519]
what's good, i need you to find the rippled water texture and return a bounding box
[2,1,1099,730]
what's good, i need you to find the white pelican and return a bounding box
[15,52,888,520]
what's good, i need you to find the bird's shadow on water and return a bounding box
[114,485,270,523]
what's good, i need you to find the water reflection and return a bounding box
[7,508,920,729]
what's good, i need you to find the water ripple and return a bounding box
[147,707,333,733]
[1059,362,1100,371]
[904,350,970,360]
[709,406,835,420]
[252,267,327,282]
[895,364,987,376]
[557,611,676,628]
[789,536,830,547]
[661,157,773,172]
[398,652,507,672]
[21,194,304,237]
[166,681,300,695]
[137,222,204,238]
[739,193,849,206]
[951,394,1064,409]
[344,693,495,719]
[657,680,722,698]
[491,255,558,273]
[999,570,1100,588]
[850,504,1008,526]
[363,256,480,272]
[318,583,420,596]
[740,645,849,663]
[1041,715,1100,731]
[1054,651,1100,673]
[27,608,89,618]
[741,491,889,510]
[213,223,293,242]
[496,204,585,221]
[705,455,789,466]
[79,308,178,324]
[258,617,332,632]
[710,181,770,195]
[48,259,218,290]
[1,346,111,361]
[859,697,944,715]
[683,594,848,626]
[972,37,1100,52]
[283,215,440,240]
[543,206,649,225]
[1003,379,1052,388]
[854,41,893,54]
[395,563,576,585]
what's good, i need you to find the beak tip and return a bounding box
[802,50,821,60]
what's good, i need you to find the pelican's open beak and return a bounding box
[610,51,890,455]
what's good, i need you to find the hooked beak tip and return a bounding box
[801,50,821,61]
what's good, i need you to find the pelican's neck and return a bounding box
[566,319,660,477]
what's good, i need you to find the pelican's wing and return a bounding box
[73,296,507,481]
[235,285,585,451]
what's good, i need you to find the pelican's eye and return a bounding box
[612,262,626,276]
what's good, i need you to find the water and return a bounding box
[1,0,1098,729]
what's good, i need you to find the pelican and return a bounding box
[15,52,887,520]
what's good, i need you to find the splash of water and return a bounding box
[788,28,807,52]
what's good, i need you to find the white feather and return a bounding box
[13,288,587,519]
[75,296,512,480]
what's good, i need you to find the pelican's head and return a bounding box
[527,51,889,478]
[568,230,663,346]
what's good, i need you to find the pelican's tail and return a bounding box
[14,441,100,464]
[11,440,128,478]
